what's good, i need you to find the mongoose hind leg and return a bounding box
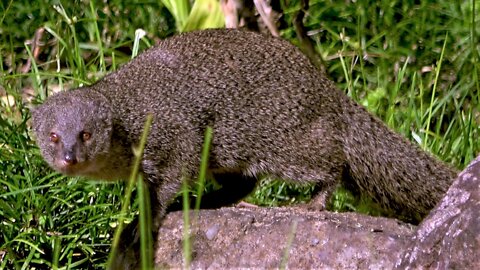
[305,182,338,211]
[304,165,349,211]
[264,155,345,212]
[278,119,347,211]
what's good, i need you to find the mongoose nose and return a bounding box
[64,151,78,165]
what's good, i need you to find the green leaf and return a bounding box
[161,0,191,31]
[182,0,225,32]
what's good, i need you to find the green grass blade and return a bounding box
[423,32,448,149]
[137,176,153,270]
[182,176,192,269]
[107,114,153,268]
[194,126,213,211]
[280,220,298,269]
[88,1,105,72]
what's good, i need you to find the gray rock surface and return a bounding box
[155,207,414,268]
[155,157,480,269]
[396,155,480,269]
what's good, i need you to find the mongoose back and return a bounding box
[32,28,458,269]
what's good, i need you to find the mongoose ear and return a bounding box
[30,104,40,118]
[30,104,47,134]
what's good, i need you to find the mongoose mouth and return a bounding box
[53,160,88,176]
[52,158,116,180]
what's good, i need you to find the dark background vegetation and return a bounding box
[1,0,478,268]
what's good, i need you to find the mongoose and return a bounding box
[31,29,458,269]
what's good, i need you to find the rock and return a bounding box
[154,156,480,268]
[155,207,414,268]
[396,155,480,269]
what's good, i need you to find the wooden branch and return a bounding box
[292,0,326,74]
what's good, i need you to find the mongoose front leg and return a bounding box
[166,172,258,211]
[110,161,185,270]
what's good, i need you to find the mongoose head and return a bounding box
[31,90,113,177]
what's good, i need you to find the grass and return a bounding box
[0,0,479,268]
[107,114,153,269]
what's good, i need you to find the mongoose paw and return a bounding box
[236,201,258,208]
[301,190,332,212]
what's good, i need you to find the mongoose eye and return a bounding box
[80,131,91,142]
[49,132,59,143]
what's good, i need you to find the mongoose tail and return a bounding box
[340,96,458,219]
